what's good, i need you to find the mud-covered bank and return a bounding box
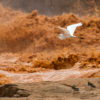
[0,78,100,100]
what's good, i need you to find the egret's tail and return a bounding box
[76,22,82,27]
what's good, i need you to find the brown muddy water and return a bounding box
[0,3,100,85]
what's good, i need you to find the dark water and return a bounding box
[0,0,99,16]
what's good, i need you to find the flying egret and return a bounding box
[58,22,82,40]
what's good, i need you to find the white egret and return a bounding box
[58,23,82,40]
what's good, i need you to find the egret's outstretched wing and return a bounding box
[67,23,82,36]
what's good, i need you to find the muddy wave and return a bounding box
[0,4,100,84]
[0,6,100,54]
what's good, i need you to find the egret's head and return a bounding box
[58,34,65,40]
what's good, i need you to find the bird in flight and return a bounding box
[58,22,83,40]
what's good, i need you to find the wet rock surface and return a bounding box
[0,84,30,97]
